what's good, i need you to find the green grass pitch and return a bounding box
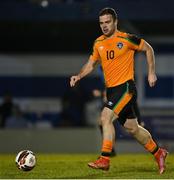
[0,153,173,179]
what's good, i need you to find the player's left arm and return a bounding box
[140,40,157,87]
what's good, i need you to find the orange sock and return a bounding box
[101,140,112,157]
[144,138,159,154]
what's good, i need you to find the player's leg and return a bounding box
[88,81,133,170]
[98,116,116,157]
[118,80,168,174]
[123,115,168,174]
[88,107,117,170]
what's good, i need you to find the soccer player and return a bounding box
[70,7,168,174]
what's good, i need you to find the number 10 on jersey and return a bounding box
[106,50,115,60]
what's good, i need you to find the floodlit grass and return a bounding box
[0,153,173,179]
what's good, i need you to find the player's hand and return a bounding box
[70,75,80,87]
[148,73,157,87]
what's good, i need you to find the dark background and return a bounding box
[0,0,174,53]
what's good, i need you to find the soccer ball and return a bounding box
[15,150,36,171]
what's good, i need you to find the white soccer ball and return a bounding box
[15,150,36,171]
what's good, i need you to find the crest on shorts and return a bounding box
[117,42,123,49]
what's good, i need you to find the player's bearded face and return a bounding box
[99,14,116,37]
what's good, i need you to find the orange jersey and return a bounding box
[89,31,145,87]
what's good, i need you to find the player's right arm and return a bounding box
[70,39,101,87]
[70,59,99,87]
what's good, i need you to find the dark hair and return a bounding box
[99,7,118,21]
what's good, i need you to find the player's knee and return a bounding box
[100,115,107,125]
[100,107,114,125]
[100,113,112,126]
[127,125,139,136]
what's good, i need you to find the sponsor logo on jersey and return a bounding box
[99,46,104,50]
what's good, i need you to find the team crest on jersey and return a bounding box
[117,42,123,49]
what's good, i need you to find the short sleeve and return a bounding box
[89,41,100,61]
[127,34,145,51]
